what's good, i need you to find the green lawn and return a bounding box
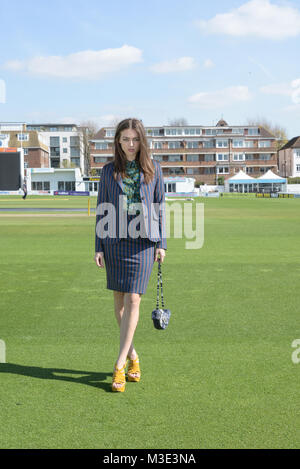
[0,196,300,448]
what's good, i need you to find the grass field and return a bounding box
[0,195,300,449]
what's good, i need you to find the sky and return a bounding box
[1,0,300,138]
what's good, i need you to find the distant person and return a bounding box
[94,118,167,392]
[22,181,27,200]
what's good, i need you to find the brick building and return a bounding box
[89,119,278,184]
[0,123,49,168]
[278,136,300,178]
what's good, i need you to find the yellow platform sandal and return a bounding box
[112,362,126,392]
[127,355,141,382]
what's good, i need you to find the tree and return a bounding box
[79,120,99,176]
[246,117,288,150]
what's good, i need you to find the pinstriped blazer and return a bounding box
[95,160,167,252]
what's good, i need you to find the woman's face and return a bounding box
[119,128,140,161]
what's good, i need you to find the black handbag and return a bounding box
[152,261,171,330]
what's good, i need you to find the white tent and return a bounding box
[256,169,286,183]
[228,170,256,183]
[227,170,257,193]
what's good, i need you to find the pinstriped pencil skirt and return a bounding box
[103,237,156,294]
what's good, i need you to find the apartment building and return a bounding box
[89,119,278,184]
[0,122,49,168]
[278,136,300,178]
[26,123,85,174]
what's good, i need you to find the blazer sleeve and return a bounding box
[153,162,167,250]
[95,165,108,253]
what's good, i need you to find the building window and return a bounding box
[32,181,50,190]
[233,140,244,148]
[23,148,28,155]
[64,127,73,132]
[95,143,108,150]
[63,137,68,143]
[244,140,255,148]
[168,141,181,149]
[166,128,182,136]
[186,154,199,162]
[187,142,199,149]
[70,136,80,146]
[168,167,184,175]
[204,168,215,174]
[50,148,60,157]
[217,153,229,161]
[71,158,80,167]
[58,181,75,191]
[258,141,271,148]
[94,156,109,163]
[18,133,29,141]
[248,128,259,135]
[205,129,217,135]
[153,142,163,149]
[296,165,300,172]
[50,127,58,132]
[245,154,255,160]
[106,129,115,137]
[50,136,60,146]
[259,154,271,160]
[165,183,176,192]
[295,151,300,158]
[233,153,245,161]
[217,167,229,174]
[204,154,215,162]
[203,140,214,148]
[63,148,68,154]
[216,139,228,148]
[168,154,183,162]
[71,148,80,157]
[184,128,201,135]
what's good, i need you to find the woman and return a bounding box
[94,118,167,392]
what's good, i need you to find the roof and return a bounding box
[94,128,106,139]
[279,136,300,151]
[257,170,286,182]
[228,170,256,182]
[216,119,228,127]
[259,127,276,138]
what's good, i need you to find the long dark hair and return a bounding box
[113,118,155,184]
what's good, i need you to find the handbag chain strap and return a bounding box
[156,261,165,309]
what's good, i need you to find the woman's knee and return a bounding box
[124,292,141,307]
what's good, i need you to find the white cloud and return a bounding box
[196,0,300,40]
[188,85,251,109]
[261,78,300,104]
[150,57,196,73]
[3,45,143,79]
[203,59,214,69]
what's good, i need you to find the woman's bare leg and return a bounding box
[113,291,141,389]
[113,291,137,360]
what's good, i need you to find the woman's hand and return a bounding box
[154,248,166,263]
[94,252,105,268]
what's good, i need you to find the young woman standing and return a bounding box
[94,118,166,392]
